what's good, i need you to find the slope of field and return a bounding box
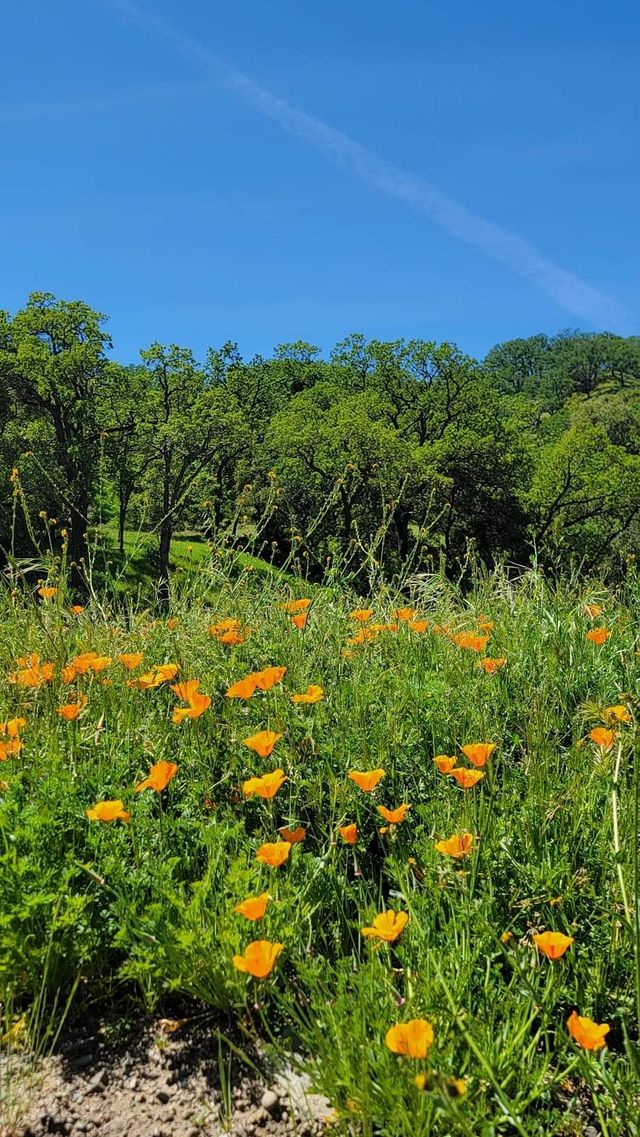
[1,565,639,1136]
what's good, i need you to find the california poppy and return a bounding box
[86,799,130,823]
[480,657,506,674]
[235,892,270,921]
[385,1019,433,1058]
[394,607,416,621]
[450,631,489,652]
[339,823,358,845]
[118,652,144,671]
[281,598,312,614]
[278,825,306,844]
[232,940,283,978]
[243,730,283,759]
[533,931,574,960]
[87,656,112,673]
[460,742,496,768]
[9,659,54,687]
[129,663,180,690]
[37,586,57,600]
[361,910,409,943]
[254,666,287,691]
[586,628,610,645]
[170,679,211,723]
[588,727,616,750]
[348,768,385,793]
[135,760,178,793]
[57,697,88,721]
[584,603,603,619]
[434,755,456,774]
[0,739,22,761]
[566,1011,609,1051]
[291,613,308,629]
[435,832,474,859]
[69,604,84,615]
[407,619,429,634]
[449,767,484,789]
[347,627,377,646]
[0,717,26,738]
[602,704,631,725]
[350,608,373,622]
[255,841,291,867]
[242,768,287,800]
[291,685,324,704]
[166,617,178,630]
[226,676,258,699]
[377,804,411,825]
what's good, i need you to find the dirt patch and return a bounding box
[1,1016,330,1137]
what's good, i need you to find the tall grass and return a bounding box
[0,556,638,1135]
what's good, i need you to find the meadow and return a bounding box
[1,555,639,1136]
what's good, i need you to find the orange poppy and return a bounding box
[242,768,287,800]
[347,627,377,645]
[255,841,291,867]
[243,730,283,759]
[57,697,88,721]
[291,685,324,704]
[362,910,409,943]
[432,624,451,636]
[0,739,22,761]
[586,627,610,645]
[350,608,373,622]
[135,759,178,793]
[435,832,474,859]
[86,799,130,823]
[278,825,306,844]
[118,652,144,671]
[588,727,616,750]
[226,676,258,699]
[584,603,603,619]
[339,823,358,845]
[0,717,26,738]
[450,631,490,652]
[348,768,385,792]
[480,657,506,674]
[235,892,270,921]
[219,628,248,645]
[434,755,456,774]
[209,619,249,644]
[281,598,312,613]
[69,604,85,615]
[602,704,631,725]
[166,617,178,630]
[394,607,417,621]
[290,613,308,629]
[9,659,54,687]
[460,742,496,768]
[369,622,399,634]
[232,940,283,978]
[170,679,211,723]
[385,1019,434,1058]
[566,1011,609,1051]
[37,586,57,599]
[449,767,485,789]
[407,619,429,634]
[253,666,287,691]
[377,804,411,825]
[128,663,180,690]
[533,931,574,960]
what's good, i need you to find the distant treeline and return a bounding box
[1,292,640,592]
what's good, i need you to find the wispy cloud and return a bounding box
[0,80,213,122]
[104,0,632,333]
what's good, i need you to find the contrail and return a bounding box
[105,0,633,334]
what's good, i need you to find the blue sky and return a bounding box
[2,0,639,363]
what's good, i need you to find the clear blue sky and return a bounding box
[2,0,639,363]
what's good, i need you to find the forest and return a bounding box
[2,291,640,594]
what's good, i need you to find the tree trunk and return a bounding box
[158,521,172,606]
[68,494,89,594]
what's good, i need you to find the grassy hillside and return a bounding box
[1,563,639,1135]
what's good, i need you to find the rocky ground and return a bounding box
[1,1015,330,1137]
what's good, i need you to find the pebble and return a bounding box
[261,1089,280,1113]
[86,1069,108,1093]
[125,1076,138,1091]
[156,1089,171,1104]
[584,1129,600,1137]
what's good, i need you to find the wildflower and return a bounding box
[434,755,456,774]
[566,1011,609,1051]
[407,619,429,634]
[243,730,283,759]
[166,617,178,630]
[480,657,506,674]
[0,717,26,738]
[170,679,211,723]
[0,739,22,761]
[584,603,603,619]
[135,760,178,793]
[460,742,496,768]
[57,697,88,721]
[435,832,474,859]
[253,666,287,691]
[385,1019,433,1058]
[500,930,513,944]
[361,910,409,943]
[339,823,358,845]
[533,931,574,960]
[37,586,57,600]
[243,768,287,800]
[278,825,306,844]
[232,940,283,978]
[256,841,291,867]
[348,768,385,792]
[291,613,308,629]
[377,804,411,825]
[118,652,144,671]
[347,627,377,646]
[449,767,485,789]
[226,676,258,699]
[588,727,616,750]
[451,631,489,652]
[235,893,270,920]
[586,627,610,645]
[449,1078,467,1097]
[86,800,130,822]
[291,685,324,704]
[394,606,416,621]
[281,598,312,614]
[209,618,249,645]
[69,605,84,615]
[602,704,631,725]
[128,663,179,690]
[350,608,373,622]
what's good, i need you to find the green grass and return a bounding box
[1,561,639,1136]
